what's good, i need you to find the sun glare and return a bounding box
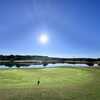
[39,34,48,44]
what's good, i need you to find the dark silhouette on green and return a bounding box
[37,80,40,86]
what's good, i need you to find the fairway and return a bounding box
[0,67,100,100]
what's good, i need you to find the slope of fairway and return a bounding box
[0,67,100,100]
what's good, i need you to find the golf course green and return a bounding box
[0,67,100,100]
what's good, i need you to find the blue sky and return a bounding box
[0,0,99,57]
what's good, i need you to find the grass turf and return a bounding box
[0,67,100,100]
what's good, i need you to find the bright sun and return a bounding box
[39,34,48,44]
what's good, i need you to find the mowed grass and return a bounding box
[0,67,100,100]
